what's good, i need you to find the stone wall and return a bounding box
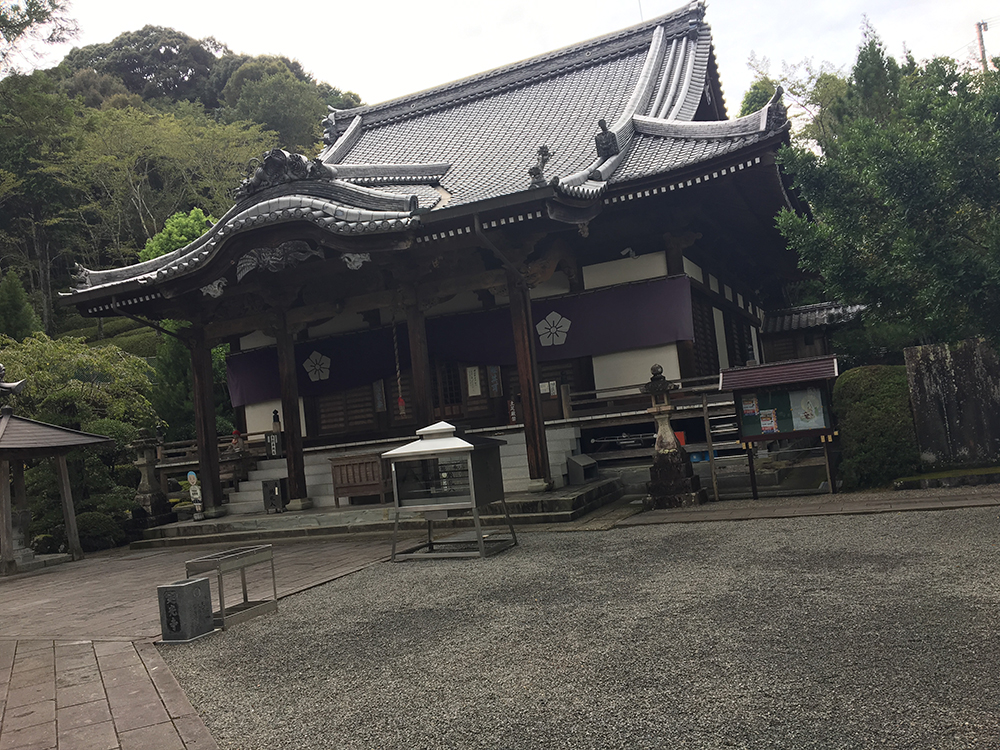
[904,339,1000,466]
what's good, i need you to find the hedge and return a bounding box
[832,365,920,489]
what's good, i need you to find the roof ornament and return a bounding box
[0,364,26,401]
[235,241,324,282]
[528,145,553,188]
[233,149,338,201]
[594,119,620,160]
[323,106,345,146]
[340,252,371,271]
[765,86,788,133]
[72,264,92,289]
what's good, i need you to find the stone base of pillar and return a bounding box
[645,450,708,509]
[203,506,228,519]
[285,497,314,511]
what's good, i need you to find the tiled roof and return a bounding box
[340,51,648,207]
[720,355,839,391]
[65,1,791,301]
[762,302,864,334]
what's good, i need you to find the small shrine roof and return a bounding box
[0,406,112,457]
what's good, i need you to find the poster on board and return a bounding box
[790,387,825,431]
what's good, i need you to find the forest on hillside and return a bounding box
[0,24,361,341]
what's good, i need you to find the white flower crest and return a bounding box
[536,311,572,347]
[303,351,331,382]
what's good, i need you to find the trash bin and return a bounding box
[157,577,214,642]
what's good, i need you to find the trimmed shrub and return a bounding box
[106,329,157,357]
[832,366,920,489]
[75,511,127,552]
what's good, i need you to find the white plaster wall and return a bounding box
[240,331,276,350]
[582,253,667,290]
[245,398,308,438]
[307,312,369,338]
[425,291,483,317]
[713,307,730,370]
[750,325,761,363]
[530,272,572,299]
[682,257,703,283]
[592,344,680,390]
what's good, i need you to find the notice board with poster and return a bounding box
[720,356,840,443]
[737,386,831,440]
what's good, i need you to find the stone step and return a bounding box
[136,478,624,548]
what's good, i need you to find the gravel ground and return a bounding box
[160,506,1000,749]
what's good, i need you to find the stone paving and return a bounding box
[0,538,397,749]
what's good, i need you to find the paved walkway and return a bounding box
[0,538,398,749]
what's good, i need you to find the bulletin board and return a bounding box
[736,385,832,441]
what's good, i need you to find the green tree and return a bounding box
[1,0,76,71]
[0,70,81,333]
[66,104,273,262]
[739,76,777,117]
[777,34,1000,346]
[136,216,233,441]
[152,323,233,441]
[0,333,157,429]
[746,52,847,151]
[139,208,215,261]
[0,333,156,549]
[221,57,326,152]
[0,271,41,340]
[61,26,222,102]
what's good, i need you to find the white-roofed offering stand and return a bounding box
[383,422,516,561]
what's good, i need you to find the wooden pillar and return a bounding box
[405,304,435,427]
[275,314,310,508]
[507,269,551,485]
[56,454,84,561]
[189,329,225,517]
[0,460,14,575]
[12,460,26,513]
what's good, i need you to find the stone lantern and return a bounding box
[641,364,706,509]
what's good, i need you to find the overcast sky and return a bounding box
[22,0,1000,113]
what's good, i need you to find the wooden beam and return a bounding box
[275,312,309,506]
[203,269,510,344]
[56,454,84,561]
[0,460,14,575]
[189,329,225,516]
[506,268,550,484]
